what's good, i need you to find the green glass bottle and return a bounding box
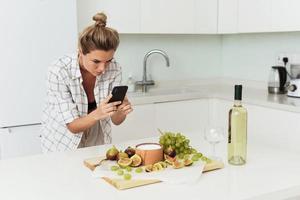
[228,85,247,165]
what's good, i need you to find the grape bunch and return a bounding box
[159,131,197,158]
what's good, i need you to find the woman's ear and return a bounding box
[78,48,83,56]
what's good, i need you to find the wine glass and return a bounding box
[204,126,225,161]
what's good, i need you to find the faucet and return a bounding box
[136,49,170,92]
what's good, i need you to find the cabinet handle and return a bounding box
[0,123,42,129]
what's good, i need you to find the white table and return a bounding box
[0,134,300,200]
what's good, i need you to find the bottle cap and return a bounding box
[234,85,242,100]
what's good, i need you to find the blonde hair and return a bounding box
[79,12,119,55]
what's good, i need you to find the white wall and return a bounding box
[221,32,300,82]
[115,34,222,83]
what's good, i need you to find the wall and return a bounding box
[115,34,221,83]
[221,32,300,82]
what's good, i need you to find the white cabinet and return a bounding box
[238,0,272,33]
[155,99,210,133]
[236,0,300,33]
[77,0,140,33]
[271,0,300,32]
[211,99,300,153]
[77,0,218,34]
[111,104,156,143]
[112,99,210,143]
[140,0,195,34]
[195,0,218,33]
[218,0,238,33]
[0,125,42,159]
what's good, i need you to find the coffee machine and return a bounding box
[287,64,300,98]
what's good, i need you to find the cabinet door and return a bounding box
[238,0,272,33]
[111,104,156,143]
[195,0,218,33]
[0,125,42,159]
[154,99,210,133]
[271,0,300,32]
[140,0,195,34]
[77,0,140,33]
[218,0,238,33]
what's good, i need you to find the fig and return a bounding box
[184,159,193,166]
[173,160,184,169]
[130,154,142,167]
[164,146,176,158]
[164,154,176,165]
[106,145,119,160]
[124,146,136,158]
[145,165,153,172]
[117,158,132,168]
[117,151,129,161]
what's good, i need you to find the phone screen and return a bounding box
[108,86,128,104]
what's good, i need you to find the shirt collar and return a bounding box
[71,56,82,80]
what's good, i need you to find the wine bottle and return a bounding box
[228,85,247,165]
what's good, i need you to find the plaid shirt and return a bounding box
[41,54,122,153]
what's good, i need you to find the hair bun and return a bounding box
[93,12,107,27]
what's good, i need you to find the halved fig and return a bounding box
[130,154,142,167]
[117,158,132,168]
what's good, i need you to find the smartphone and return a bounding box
[108,86,128,104]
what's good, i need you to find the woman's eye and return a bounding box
[93,60,100,64]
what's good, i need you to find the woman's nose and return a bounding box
[97,63,106,73]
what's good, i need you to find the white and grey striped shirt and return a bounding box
[41,54,122,153]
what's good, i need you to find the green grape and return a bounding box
[192,155,199,161]
[123,173,132,180]
[191,148,197,154]
[117,169,124,176]
[110,165,119,171]
[178,153,184,159]
[135,167,143,173]
[125,166,132,172]
[166,139,171,145]
[184,154,190,160]
[201,156,209,162]
[196,152,203,159]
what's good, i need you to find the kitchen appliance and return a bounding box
[287,79,300,98]
[268,66,288,94]
[287,64,300,98]
[290,64,300,79]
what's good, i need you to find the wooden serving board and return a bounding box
[84,156,224,190]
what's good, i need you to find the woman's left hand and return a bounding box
[116,96,133,116]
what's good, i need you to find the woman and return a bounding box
[41,13,133,152]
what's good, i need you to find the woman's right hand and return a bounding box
[90,94,121,121]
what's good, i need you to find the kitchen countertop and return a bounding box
[1,133,300,200]
[128,78,300,113]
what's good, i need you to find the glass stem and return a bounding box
[212,143,216,157]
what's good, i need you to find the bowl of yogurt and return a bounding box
[135,143,163,165]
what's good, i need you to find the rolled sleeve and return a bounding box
[48,71,79,124]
